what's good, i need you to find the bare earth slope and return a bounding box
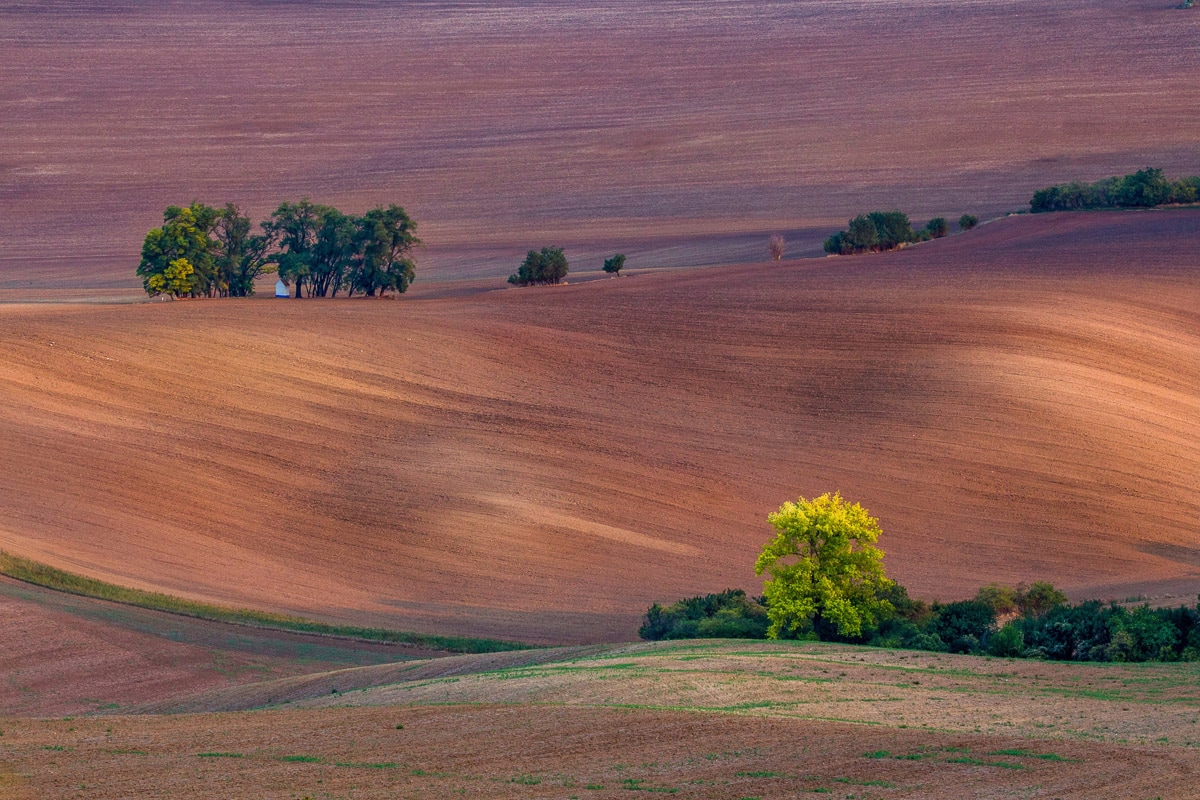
[0,210,1196,643]
[2,0,1198,287]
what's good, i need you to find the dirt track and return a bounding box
[2,0,1198,286]
[0,211,1196,643]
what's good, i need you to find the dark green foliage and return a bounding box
[603,253,627,276]
[823,211,917,255]
[213,204,275,297]
[137,203,221,298]
[508,246,569,286]
[139,199,418,299]
[931,600,996,653]
[924,217,949,239]
[643,577,1200,663]
[1030,168,1199,213]
[349,205,420,297]
[958,213,978,230]
[639,589,770,640]
[988,622,1025,657]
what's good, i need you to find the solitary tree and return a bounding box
[958,213,978,231]
[755,493,893,639]
[603,253,626,277]
[768,234,785,261]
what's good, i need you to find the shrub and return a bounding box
[508,246,568,286]
[924,217,949,239]
[976,583,1018,616]
[1030,168,1199,212]
[639,589,769,641]
[1016,582,1068,617]
[768,234,785,261]
[603,253,626,276]
[824,211,916,255]
[988,623,1025,657]
[932,600,996,645]
[958,213,978,230]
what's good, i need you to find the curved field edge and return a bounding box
[0,551,533,654]
[140,639,1200,748]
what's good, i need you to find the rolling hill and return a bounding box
[1,210,1196,643]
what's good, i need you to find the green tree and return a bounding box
[137,203,219,298]
[348,205,420,297]
[958,213,978,230]
[144,257,196,298]
[603,253,627,276]
[1016,582,1068,616]
[754,493,893,639]
[975,583,1018,615]
[213,204,276,297]
[264,199,326,298]
[308,207,357,297]
[924,217,949,238]
[508,246,569,286]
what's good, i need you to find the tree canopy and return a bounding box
[508,246,569,286]
[1030,168,1200,213]
[138,199,419,299]
[754,492,893,639]
[603,253,626,276]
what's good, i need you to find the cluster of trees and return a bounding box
[641,493,1200,662]
[508,246,569,286]
[1030,168,1200,213]
[137,200,419,299]
[823,211,953,255]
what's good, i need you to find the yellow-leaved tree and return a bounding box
[755,492,893,639]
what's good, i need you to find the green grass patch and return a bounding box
[510,775,542,785]
[736,771,783,778]
[334,761,402,769]
[986,748,1075,761]
[280,755,323,763]
[834,777,895,787]
[0,550,530,654]
[863,750,890,759]
[621,778,679,792]
[196,752,243,759]
[945,756,1024,769]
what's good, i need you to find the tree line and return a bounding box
[641,493,1200,663]
[137,200,419,299]
[823,211,976,256]
[1030,167,1200,213]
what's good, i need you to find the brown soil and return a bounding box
[2,0,1198,286]
[0,210,1196,643]
[4,704,1198,799]
[0,577,441,716]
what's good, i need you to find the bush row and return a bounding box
[823,211,969,255]
[1030,168,1200,213]
[640,582,1200,662]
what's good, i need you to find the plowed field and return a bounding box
[1,210,1196,643]
[2,0,1198,287]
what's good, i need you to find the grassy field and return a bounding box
[6,640,1200,798]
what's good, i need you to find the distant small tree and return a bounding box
[768,234,785,261]
[508,246,569,286]
[755,493,893,639]
[924,217,949,239]
[959,213,979,231]
[603,253,626,277]
[1016,582,1068,617]
[976,583,1019,616]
